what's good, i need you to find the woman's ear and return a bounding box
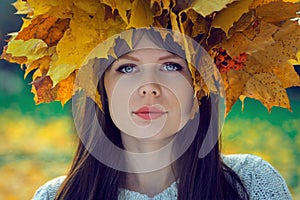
[190,97,200,120]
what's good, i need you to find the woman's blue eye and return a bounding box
[162,63,183,71]
[117,65,136,73]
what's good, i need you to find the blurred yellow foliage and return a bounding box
[0,109,75,199]
[222,117,300,198]
[0,108,299,199]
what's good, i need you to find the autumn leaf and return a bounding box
[100,0,132,24]
[32,72,75,105]
[251,22,300,76]
[151,0,171,11]
[31,76,56,104]
[49,4,126,86]
[12,0,33,14]
[73,0,100,15]
[227,11,256,35]
[220,21,300,112]
[75,59,103,109]
[243,73,291,111]
[42,0,74,18]
[170,11,180,31]
[56,72,76,105]
[221,70,248,115]
[273,62,300,88]
[289,50,300,65]
[15,14,70,46]
[0,45,27,64]
[25,56,51,78]
[212,0,252,36]
[6,39,48,62]
[2,0,300,113]
[27,0,57,16]
[249,0,300,9]
[179,9,209,38]
[191,0,238,17]
[19,18,33,32]
[127,0,154,28]
[220,20,279,57]
[27,0,75,18]
[254,2,300,25]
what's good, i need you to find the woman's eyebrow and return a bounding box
[119,54,140,61]
[119,53,182,61]
[158,54,181,61]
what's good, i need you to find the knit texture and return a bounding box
[32,154,292,200]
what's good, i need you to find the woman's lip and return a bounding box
[133,106,166,120]
[135,106,164,113]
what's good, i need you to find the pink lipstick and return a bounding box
[133,106,166,120]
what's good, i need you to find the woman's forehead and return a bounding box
[119,48,183,60]
[133,33,164,50]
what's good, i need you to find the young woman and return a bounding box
[33,28,292,200]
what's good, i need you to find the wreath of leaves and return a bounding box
[2,0,300,115]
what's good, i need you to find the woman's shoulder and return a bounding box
[222,154,292,199]
[32,176,66,200]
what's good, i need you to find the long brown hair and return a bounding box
[55,94,249,199]
[55,29,249,199]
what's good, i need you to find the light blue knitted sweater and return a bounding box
[32,154,292,200]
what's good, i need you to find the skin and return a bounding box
[104,44,198,196]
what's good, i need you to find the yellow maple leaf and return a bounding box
[250,0,300,9]
[273,62,300,88]
[255,2,300,24]
[15,14,70,47]
[170,11,180,31]
[27,0,74,18]
[6,39,48,62]
[127,0,154,28]
[73,0,100,15]
[84,28,134,66]
[57,72,76,105]
[100,0,132,24]
[227,11,256,35]
[3,0,300,112]
[220,21,278,57]
[191,0,238,17]
[75,59,102,109]
[221,20,300,112]
[31,73,75,105]
[243,72,291,111]
[251,22,300,76]
[288,50,300,65]
[27,0,57,16]
[221,70,248,115]
[19,18,33,32]
[48,4,127,86]
[25,56,51,78]
[12,0,33,14]
[179,9,209,38]
[45,0,74,18]
[212,0,253,36]
[151,0,171,11]
[0,44,27,64]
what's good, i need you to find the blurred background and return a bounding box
[0,0,299,199]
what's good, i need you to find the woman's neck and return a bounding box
[120,132,178,197]
[125,166,176,197]
[120,131,174,153]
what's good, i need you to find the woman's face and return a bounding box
[104,48,197,140]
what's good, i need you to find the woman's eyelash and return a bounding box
[116,64,137,73]
[162,63,183,71]
[116,63,183,73]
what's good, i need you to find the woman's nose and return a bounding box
[138,83,161,97]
